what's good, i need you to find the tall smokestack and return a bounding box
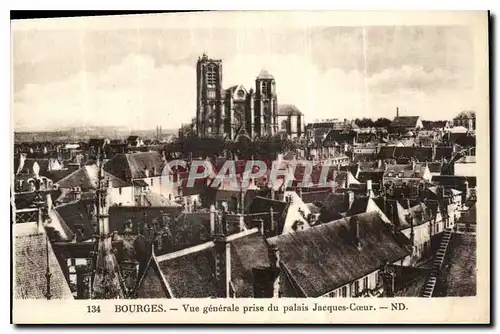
[396,107,399,117]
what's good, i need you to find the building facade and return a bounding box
[195,53,280,140]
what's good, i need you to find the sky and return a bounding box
[12,13,479,131]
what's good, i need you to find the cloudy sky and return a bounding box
[12,13,478,131]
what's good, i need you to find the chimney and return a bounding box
[396,107,399,118]
[351,216,362,250]
[214,233,231,298]
[366,180,373,198]
[268,243,280,268]
[380,263,396,297]
[252,218,265,236]
[45,193,53,212]
[239,189,245,214]
[209,205,216,237]
[409,215,415,247]
[269,207,276,235]
[345,191,354,211]
[391,202,399,230]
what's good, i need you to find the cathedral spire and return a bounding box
[90,148,125,299]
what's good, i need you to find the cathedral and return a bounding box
[195,53,281,140]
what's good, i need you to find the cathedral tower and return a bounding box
[254,69,278,137]
[196,53,224,137]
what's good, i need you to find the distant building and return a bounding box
[277,104,304,139]
[196,53,282,140]
[390,116,423,133]
[453,111,476,131]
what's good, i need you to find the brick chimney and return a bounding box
[351,216,362,250]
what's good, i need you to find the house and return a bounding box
[422,120,451,131]
[126,136,145,148]
[15,155,64,177]
[267,211,412,297]
[14,221,74,299]
[390,116,423,133]
[374,198,434,262]
[104,152,176,203]
[56,165,134,206]
[453,111,476,131]
[383,162,432,184]
[455,203,476,233]
[134,213,273,298]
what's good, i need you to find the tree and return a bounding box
[355,118,375,128]
[374,118,392,128]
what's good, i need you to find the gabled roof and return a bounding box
[135,252,173,299]
[155,229,271,298]
[14,223,74,299]
[55,200,95,241]
[104,152,164,180]
[391,116,421,128]
[267,211,411,297]
[56,165,131,190]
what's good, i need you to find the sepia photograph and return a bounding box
[11,11,489,324]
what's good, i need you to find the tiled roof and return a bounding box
[55,201,95,241]
[267,211,411,297]
[392,265,430,297]
[391,116,421,128]
[458,204,476,224]
[14,223,73,299]
[135,253,173,299]
[104,152,164,180]
[157,230,270,298]
[56,165,131,190]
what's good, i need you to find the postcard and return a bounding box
[11,10,489,324]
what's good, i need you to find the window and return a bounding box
[119,187,122,195]
[206,64,217,87]
[151,178,154,187]
[363,276,369,290]
[261,81,269,96]
[340,286,347,298]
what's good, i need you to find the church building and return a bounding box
[196,53,303,140]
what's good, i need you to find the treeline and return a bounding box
[164,135,298,160]
[354,118,392,128]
